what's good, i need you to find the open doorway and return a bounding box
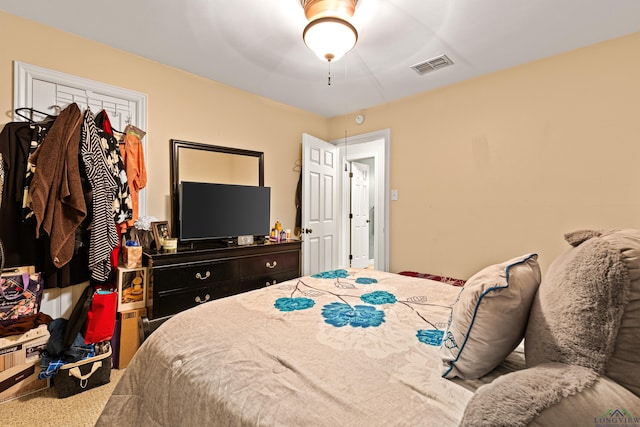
[301,129,389,275]
[334,129,390,272]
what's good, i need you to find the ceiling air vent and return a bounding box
[411,54,453,75]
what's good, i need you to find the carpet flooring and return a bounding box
[0,368,124,426]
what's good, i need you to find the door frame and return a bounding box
[333,129,390,272]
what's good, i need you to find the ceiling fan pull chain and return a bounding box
[327,61,331,86]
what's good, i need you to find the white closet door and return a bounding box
[13,61,148,319]
[14,62,146,136]
[33,82,137,132]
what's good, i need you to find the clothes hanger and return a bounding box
[110,111,123,134]
[108,107,129,135]
[14,107,57,124]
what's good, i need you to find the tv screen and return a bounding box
[180,181,271,241]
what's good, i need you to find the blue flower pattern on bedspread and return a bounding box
[355,277,378,285]
[417,329,445,346]
[361,290,396,305]
[321,302,385,328]
[274,297,315,312]
[273,269,453,342]
[312,269,349,279]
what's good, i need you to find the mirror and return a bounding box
[170,139,264,239]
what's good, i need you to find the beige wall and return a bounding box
[0,11,326,235]
[331,32,640,277]
[3,11,640,279]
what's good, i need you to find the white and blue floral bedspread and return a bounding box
[98,269,481,427]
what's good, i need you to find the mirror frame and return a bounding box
[170,139,265,242]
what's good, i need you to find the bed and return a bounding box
[98,230,640,426]
[97,268,521,425]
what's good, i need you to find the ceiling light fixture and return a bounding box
[301,0,359,62]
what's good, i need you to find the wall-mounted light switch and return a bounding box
[391,189,398,201]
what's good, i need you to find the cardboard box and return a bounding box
[110,317,120,369]
[1,265,35,276]
[0,324,48,355]
[117,267,147,312]
[0,325,50,403]
[117,308,146,369]
[0,359,48,403]
[0,325,49,370]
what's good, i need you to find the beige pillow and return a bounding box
[525,229,640,397]
[460,363,640,427]
[441,253,541,379]
[601,230,640,397]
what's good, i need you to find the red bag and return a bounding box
[82,290,117,344]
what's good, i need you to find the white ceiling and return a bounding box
[1,0,640,118]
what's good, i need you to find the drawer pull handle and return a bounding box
[266,261,277,269]
[195,294,211,304]
[195,271,211,280]
[265,280,277,286]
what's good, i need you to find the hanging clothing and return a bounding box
[80,109,119,283]
[0,122,32,210]
[94,110,132,225]
[0,122,34,267]
[22,123,49,220]
[295,170,302,237]
[1,106,143,288]
[119,125,147,229]
[0,118,90,288]
[0,153,4,206]
[29,103,87,269]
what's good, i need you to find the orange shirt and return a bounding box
[119,128,147,230]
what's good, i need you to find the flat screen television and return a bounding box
[179,181,271,242]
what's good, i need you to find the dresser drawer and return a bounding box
[144,241,302,321]
[154,282,231,317]
[153,285,211,317]
[153,278,266,317]
[250,270,300,287]
[237,250,300,279]
[152,259,237,293]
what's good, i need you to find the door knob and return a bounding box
[304,228,313,234]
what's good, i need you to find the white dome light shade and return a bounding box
[303,17,358,62]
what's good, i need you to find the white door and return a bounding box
[13,62,147,320]
[302,133,338,275]
[350,161,370,268]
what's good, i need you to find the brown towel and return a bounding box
[29,103,87,268]
[0,312,53,338]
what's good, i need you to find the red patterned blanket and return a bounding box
[397,271,466,287]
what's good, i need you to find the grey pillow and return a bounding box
[460,363,640,427]
[441,253,541,379]
[525,229,640,397]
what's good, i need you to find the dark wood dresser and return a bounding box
[138,240,301,339]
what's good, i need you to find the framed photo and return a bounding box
[117,267,147,311]
[152,221,171,250]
